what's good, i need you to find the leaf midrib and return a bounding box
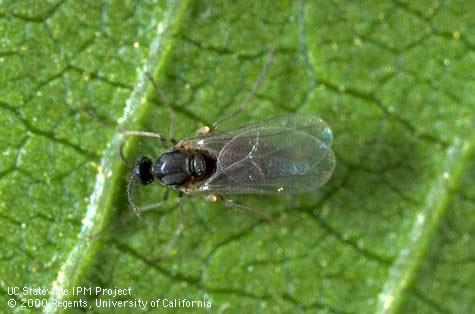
[376,132,475,314]
[44,2,192,313]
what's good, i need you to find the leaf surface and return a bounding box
[0,1,474,313]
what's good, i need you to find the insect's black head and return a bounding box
[132,156,154,185]
[154,150,191,187]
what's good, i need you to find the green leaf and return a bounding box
[1,1,474,313]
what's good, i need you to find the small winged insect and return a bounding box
[122,114,335,216]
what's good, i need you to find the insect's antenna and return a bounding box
[119,142,133,171]
[127,176,141,217]
[120,143,141,216]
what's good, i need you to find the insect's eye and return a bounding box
[133,156,154,185]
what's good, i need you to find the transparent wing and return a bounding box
[180,114,335,194]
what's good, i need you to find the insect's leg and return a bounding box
[78,105,117,129]
[204,194,217,202]
[218,196,276,223]
[76,105,169,145]
[211,47,275,131]
[145,72,177,144]
[89,190,170,241]
[136,189,170,213]
[193,47,275,136]
[153,191,185,261]
[195,126,211,136]
[121,130,170,149]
